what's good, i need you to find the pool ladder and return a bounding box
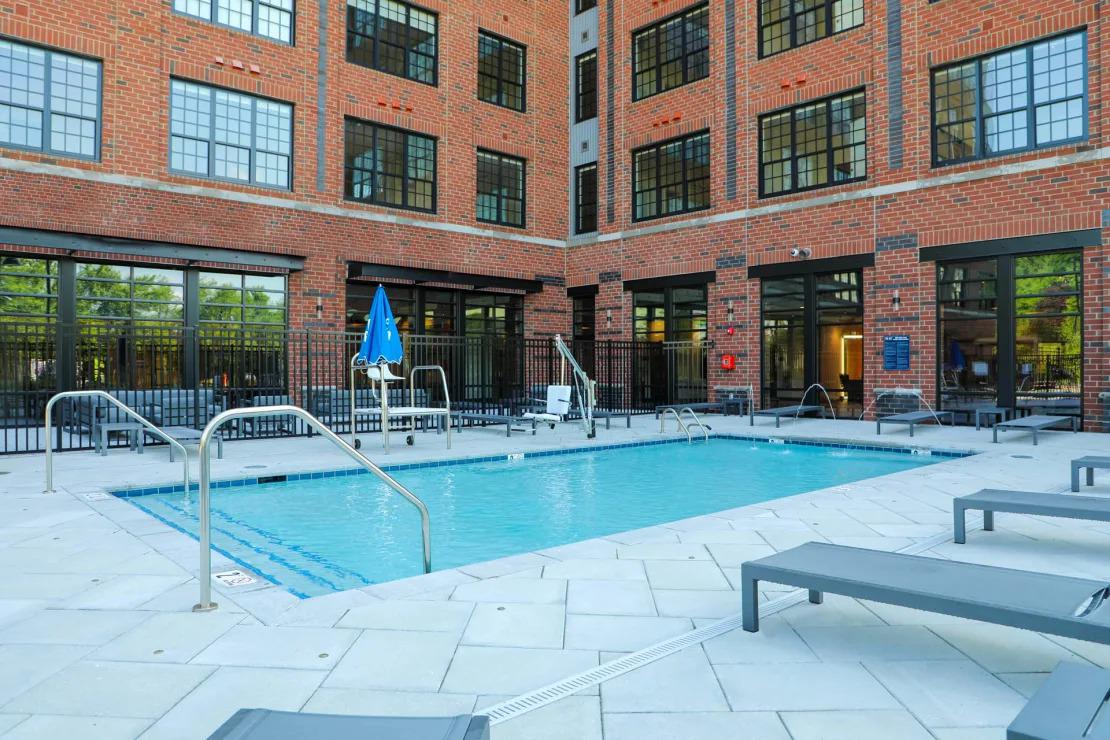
[659,407,710,443]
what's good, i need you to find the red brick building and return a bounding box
[0,0,1106,434]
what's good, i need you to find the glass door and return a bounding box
[938,259,1000,417]
[816,270,864,416]
[761,276,807,407]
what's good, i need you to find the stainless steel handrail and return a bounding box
[408,365,452,450]
[679,407,711,443]
[44,390,190,494]
[659,407,692,443]
[193,404,432,612]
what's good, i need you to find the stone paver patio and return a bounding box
[0,414,1106,739]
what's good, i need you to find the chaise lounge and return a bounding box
[953,489,1110,544]
[993,414,1078,445]
[875,410,953,437]
[740,542,1110,642]
[750,404,825,428]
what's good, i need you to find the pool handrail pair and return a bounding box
[43,390,191,495]
[192,404,432,612]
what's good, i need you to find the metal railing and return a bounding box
[401,364,452,451]
[192,404,432,612]
[659,407,692,443]
[43,390,190,494]
[679,407,711,443]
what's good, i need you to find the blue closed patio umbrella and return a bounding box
[352,285,403,450]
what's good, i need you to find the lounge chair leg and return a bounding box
[954,506,966,544]
[1088,468,1095,487]
[741,568,760,632]
[876,421,881,435]
[808,589,823,605]
[983,510,994,532]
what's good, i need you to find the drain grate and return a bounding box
[478,520,978,725]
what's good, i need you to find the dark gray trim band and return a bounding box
[747,254,875,279]
[723,0,738,199]
[886,0,904,170]
[348,261,545,293]
[0,226,305,271]
[567,284,599,297]
[316,0,329,192]
[623,270,716,291]
[919,229,1101,262]
[605,0,616,223]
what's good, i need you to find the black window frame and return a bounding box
[168,78,294,191]
[575,0,597,14]
[930,29,1088,168]
[574,163,598,235]
[343,117,438,214]
[345,0,439,86]
[476,149,526,228]
[631,3,709,102]
[757,0,863,59]
[575,50,598,123]
[0,38,102,161]
[631,130,711,222]
[757,88,867,198]
[477,30,527,113]
[173,0,296,46]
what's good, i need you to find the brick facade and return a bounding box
[1,0,1106,428]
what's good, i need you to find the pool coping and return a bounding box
[104,432,979,603]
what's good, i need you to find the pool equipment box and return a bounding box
[883,335,911,371]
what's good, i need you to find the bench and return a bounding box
[1072,456,1110,492]
[1007,662,1110,740]
[750,404,825,428]
[993,414,1078,445]
[453,411,537,437]
[739,542,1110,642]
[953,489,1110,544]
[875,410,952,437]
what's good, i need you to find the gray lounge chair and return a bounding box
[953,489,1110,544]
[453,410,537,437]
[750,405,825,428]
[1007,662,1110,740]
[875,410,952,436]
[210,709,489,739]
[1072,456,1110,492]
[993,414,1078,445]
[740,542,1110,642]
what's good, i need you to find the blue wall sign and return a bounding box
[883,335,911,371]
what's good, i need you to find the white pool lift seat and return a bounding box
[523,385,573,429]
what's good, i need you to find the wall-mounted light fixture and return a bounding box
[315,297,323,319]
[726,299,735,324]
[606,309,612,330]
[891,289,901,311]
[789,247,812,259]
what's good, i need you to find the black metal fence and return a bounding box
[0,322,709,454]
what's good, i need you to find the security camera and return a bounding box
[789,247,812,259]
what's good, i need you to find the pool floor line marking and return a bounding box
[477,517,982,726]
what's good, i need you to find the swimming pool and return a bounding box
[121,438,943,597]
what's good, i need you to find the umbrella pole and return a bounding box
[380,367,390,453]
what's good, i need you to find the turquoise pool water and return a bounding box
[123,439,940,597]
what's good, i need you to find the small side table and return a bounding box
[975,406,1011,431]
[95,421,145,456]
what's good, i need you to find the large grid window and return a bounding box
[932,30,1087,166]
[632,4,709,101]
[575,51,597,122]
[575,163,598,234]
[478,32,525,112]
[0,40,100,159]
[476,150,525,228]
[198,272,287,326]
[759,90,866,197]
[170,80,292,189]
[343,118,436,212]
[0,258,58,322]
[632,131,709,221]
[346,0,437,85]
[174,0,294,44]
[76,264,184,326]
[759,0,862,58]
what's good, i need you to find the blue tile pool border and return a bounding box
[110,434,974,498]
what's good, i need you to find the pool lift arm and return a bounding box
[554,334,596,439]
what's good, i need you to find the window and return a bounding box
[478,32,525,112]
[576,0,597,14]
[346,0,437,85]
[199,271,287,326]
[0,257,58,322]
[759,89,866,197]
[476,150,525,227]
[632,4,708,101]
[174,0,294,44]
[344,118,436,212]
[574,163,598,234]
[0,40,100,159]
[170,80,292,189]
[759,0,862,58]
[76,264,184,326]
[632,131,709,221]
[572,294,595,340]
[575,51,597,122]
[932,30,1087,166]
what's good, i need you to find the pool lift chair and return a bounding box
[523,334,596,439]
